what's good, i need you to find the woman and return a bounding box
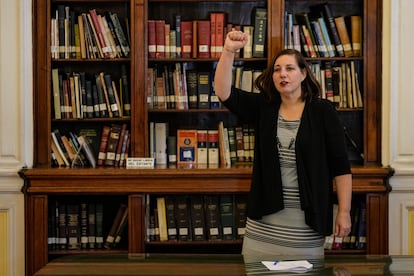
[214,31,352,256]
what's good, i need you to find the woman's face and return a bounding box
[272,54,306,98]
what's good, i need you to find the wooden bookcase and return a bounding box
[22,0,392,275]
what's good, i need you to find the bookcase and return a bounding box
[22,0,392,275]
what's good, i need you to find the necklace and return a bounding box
[276,114,300,150]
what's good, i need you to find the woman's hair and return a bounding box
[254,48,322,103]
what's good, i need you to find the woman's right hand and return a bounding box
[223,31,249,53]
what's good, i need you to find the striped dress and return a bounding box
[242,114,324,257]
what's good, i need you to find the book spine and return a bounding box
[252,8,267,58]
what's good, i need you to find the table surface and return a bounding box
[34,253,414,275]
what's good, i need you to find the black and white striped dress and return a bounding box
[242,114,324,256]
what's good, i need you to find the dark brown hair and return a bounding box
[254,48,322,103]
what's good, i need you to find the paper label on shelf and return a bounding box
[126,158,155,169]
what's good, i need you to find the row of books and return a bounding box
[324,201,366,251]
[147,63,263,110]
[52,66,131,120]
[310,60,363,109]
[150,122,254,168]
[51,6,130,59]
[51,124,130,168]
[147,194,247,242]
[48,201,128,251]
[285,3,361,58]
[148,7,267,59]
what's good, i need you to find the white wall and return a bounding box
[0,0,32,275]
[383,0,414,255]
[0,0,412,275]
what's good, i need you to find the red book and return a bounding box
[197,20,210,58]
[88,9,110,58]
[155,20,165,58]
[147,20,156,58]
[215,13,226,58]
[209,13,216,58]
[97,125,111,166]
[180,21,193,58]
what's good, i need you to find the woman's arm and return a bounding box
[214,31,248,101]
[334,173,352,237]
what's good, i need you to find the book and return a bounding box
[234,194,247,239]
[207,129,219,168]
[197,20,210,58]
[218,121,231,167]
[300,25,317,58]
[311,3,345,57]
[66,204,80,250]
[242,25,254,58]
[156,197,168,241]
[175,15,181,58]
[103,74,120,117]
[97,125,111,166]
[104,204,127,249]
[165,196,178,241]
[350,15,362,56]
[296,13,319,57]
[203,195,222,240]
[155,20,165,58]
[334,16,353,57]
[324,61,334,103]
[167,136,177,166]
[51,129,70,167]
[180,21,193,58]
[235,126,245,163]
[114,123,128,167]
[196,130,208,166]
[147,19,157,58]
[186,70,198,109]
[317,17,336,57]
[219,195,235,240]
[355,201,367,250]
[252,7,267,57]
[215,12,226,57]
[89,9,110,58]
[104,124,122,166]
[189,195,206,241]
[77,135,97,168]
[227,127,237,164]
[107,12,130,57]
[52,68,62,119]
[174,195,191,241]
[95,203,104,249]
[197,71,210,109]
[57,203,67,249]
[177,129,197,168]
[154,122,168,166]
[87,203,96,249]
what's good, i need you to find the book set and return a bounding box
[310,60,363,109]
[284,3,362,58]
[52,66,130,120]
[148,7,267,59]
[149,121,254,168]
[146,194,248,242]
[323,201,367,251]
[51,6,130,59]
[148,62,263,111]
[51,124,130,168]
[48,201,128,251]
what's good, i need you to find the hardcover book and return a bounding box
[252,7,267,57]
[177,129,198,168]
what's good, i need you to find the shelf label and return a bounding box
[126,158,155,169]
